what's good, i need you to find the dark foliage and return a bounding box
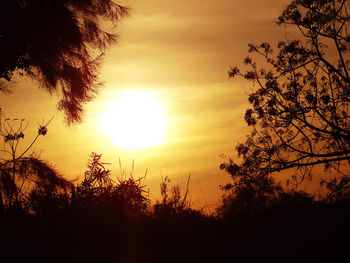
[0,116,72,213]
[1,1,350,262]
[223,0,350,188]
[2,166,350,263]
[216,181,349,262]
[73,152,149,218]
[0,0,129,124]
[153,175,196,219]
[218,176,284,218]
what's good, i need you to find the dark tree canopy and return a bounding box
[0,0,129,124]
[222,0,350,187]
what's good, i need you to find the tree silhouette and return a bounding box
[0,0,129,124]
[222,0,350,187]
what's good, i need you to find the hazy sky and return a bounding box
[0,0,292,209]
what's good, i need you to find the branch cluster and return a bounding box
[0,0,129,124]
[223,0,350,187]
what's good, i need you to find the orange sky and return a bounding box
[0,0,292,210]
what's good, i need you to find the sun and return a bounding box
[99,90,166,150]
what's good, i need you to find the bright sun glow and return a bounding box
[99,90,166,150]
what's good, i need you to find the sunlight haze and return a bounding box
[0,0,289,209]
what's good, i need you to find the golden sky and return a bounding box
[0,0,292,210]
